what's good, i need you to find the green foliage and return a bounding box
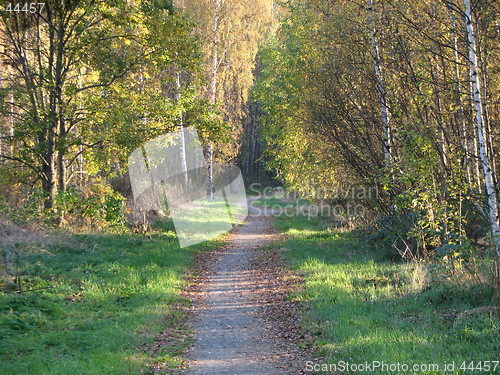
[254,0,499,264]
[361,211,419,258]
[253,0,379,202]
[54,185,126,229]
[0,182,126,230]
[0,186,46,225]
[0,0,220,211]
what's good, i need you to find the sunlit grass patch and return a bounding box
[273,214,500,374]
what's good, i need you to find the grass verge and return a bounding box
[0,219,224,375]
[270,208,499,374]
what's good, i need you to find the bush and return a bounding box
[359,210,419,260]
[55,184,126,230]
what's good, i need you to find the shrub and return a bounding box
[55,184,126,230]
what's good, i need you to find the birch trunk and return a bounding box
[367,0,391,167]
[430,3,448,170]
[447,3,472,187]
[1,67,15,163]
[468,81,483,190]
[463,0,500,254]
[57,117,66,192]
[431,60,449,169]
[208,0,222,198]
[0,43,3,163]
[176,71,188,185]
[477,27,497,185]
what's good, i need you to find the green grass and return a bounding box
[250,193,310,213]
[252,196,287,207]
[0,219,224,375]
[272,213,500,374]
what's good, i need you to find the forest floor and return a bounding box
[2,195,497,374]
[175,202,315,375]
[171,194,500,375]
[265,198,500,375]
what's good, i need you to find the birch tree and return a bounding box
[463,0,500,253]
[367,0,391,168]
[176,71,188,185]
[208,0,222,197]
[0,0,200,210]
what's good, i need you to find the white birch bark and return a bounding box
[208,0,222,198]
[447,3,472,187]
[367,0,391,167]
[468,81,483,190]
[464,0,500,254]
[271,0,275,30]
[0,47,4,162]
[210,0,220,106]
[176,71,188,185]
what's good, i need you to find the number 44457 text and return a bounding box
[4,3,46,14]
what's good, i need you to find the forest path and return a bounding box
[182,200,307,375]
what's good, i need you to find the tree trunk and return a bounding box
[367,0,391,168]
[0,70,15,164]
[467,81,483,190]
[447,3,472,188]
[176,71,188,185]
[0,47,4,163]
[57,114,66,192]
[208,0,221,198]
[476,20,497,187]
[42,130,57,209]
[463,0,500,254]
[431,58,449,170]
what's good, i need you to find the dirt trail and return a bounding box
[183,202,307,375]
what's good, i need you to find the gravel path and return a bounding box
[184,203,303,375]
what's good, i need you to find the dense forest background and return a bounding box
[253,0,500,267]
[0,0,273,226]
[1,0,499,292]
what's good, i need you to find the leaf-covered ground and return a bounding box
[176,208,315,374]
